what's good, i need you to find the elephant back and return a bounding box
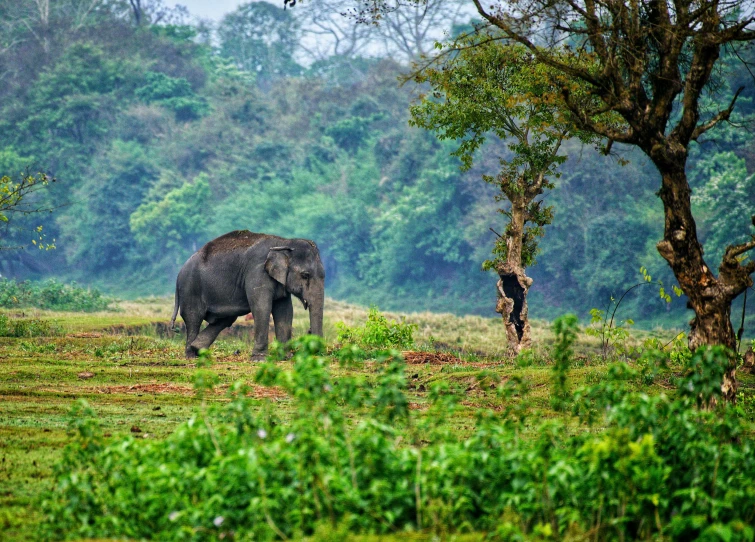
[199,230,271,261]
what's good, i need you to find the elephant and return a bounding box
[170,230,325,360]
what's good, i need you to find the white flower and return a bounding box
[285,433,295,443]
[169,511,180,522]
[257,428,267,439]
[213,516,225,527]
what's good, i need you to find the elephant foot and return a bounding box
[185,347,198,360]
[251,353,267,362]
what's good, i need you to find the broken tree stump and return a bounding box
[495,262,533,352]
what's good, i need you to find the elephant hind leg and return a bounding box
[183,313,203,359]
[190,316,237,353]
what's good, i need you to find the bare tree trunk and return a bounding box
[495,200,533,352]
[129,0,143,26]
[654,163,752,401]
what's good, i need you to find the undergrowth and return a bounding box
[0,278,115,312]
[335,306,417,349]
[40,316,755,541]
[0,314,58,337]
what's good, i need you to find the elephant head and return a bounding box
[264,239,325,336]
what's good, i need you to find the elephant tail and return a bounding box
[170,280,180,331]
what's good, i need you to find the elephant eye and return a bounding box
[301,271,311,279]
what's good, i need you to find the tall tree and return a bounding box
[327,0,755,399]
[411,41,598,350]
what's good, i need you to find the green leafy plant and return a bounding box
[587,267,683,359]
[586,305,634,359]
[677,346,730,408]
[335,307,417,349]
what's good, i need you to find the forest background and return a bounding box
[1,0,753,328]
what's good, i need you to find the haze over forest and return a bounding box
[1,0,753,327]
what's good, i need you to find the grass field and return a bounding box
[1,297,752,540]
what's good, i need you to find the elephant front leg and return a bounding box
[250,296,273,361]
[272,296,293,345]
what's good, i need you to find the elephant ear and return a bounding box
[265,247,292,285]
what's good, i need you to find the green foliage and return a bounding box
[335,307,417,349]
[0,148,32,178]
[586,306,633,357]
[324,113,383,151]
[40,329,755,540]
[640,266,683,303]
[0,278,114,312]
[17,43,142,173]
[0,171,53,246]
[692,152,755,265]
[130,174,212,259]
[412,41,585,171]
[135,72,208,121]
[678,346,731,407]
[514,347,548,368]
[60,140,159,273]
[587,268,684,358]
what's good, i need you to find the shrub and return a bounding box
[0,278,114,312]
[335,307,417,349]
[40,331,755,541]
[0,314,57,337]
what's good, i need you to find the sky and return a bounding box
[172,0,245,21]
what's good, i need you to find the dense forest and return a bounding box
[1,0,753,327]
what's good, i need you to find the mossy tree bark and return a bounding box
[495,194,534,351]
[654,162,754,399]
[490,168,559,352]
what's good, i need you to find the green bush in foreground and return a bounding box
[41,318,755,541]
[0,278,114,312]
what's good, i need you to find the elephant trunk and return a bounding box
[307,283,324,337]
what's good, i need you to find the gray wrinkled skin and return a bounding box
[170,230,325,360]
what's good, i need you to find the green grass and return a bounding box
[0,297,751,539]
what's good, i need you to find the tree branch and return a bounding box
[561,88,637,143]
[469,0,604,88]
[724,237,755,261]
[691,86,744,141]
